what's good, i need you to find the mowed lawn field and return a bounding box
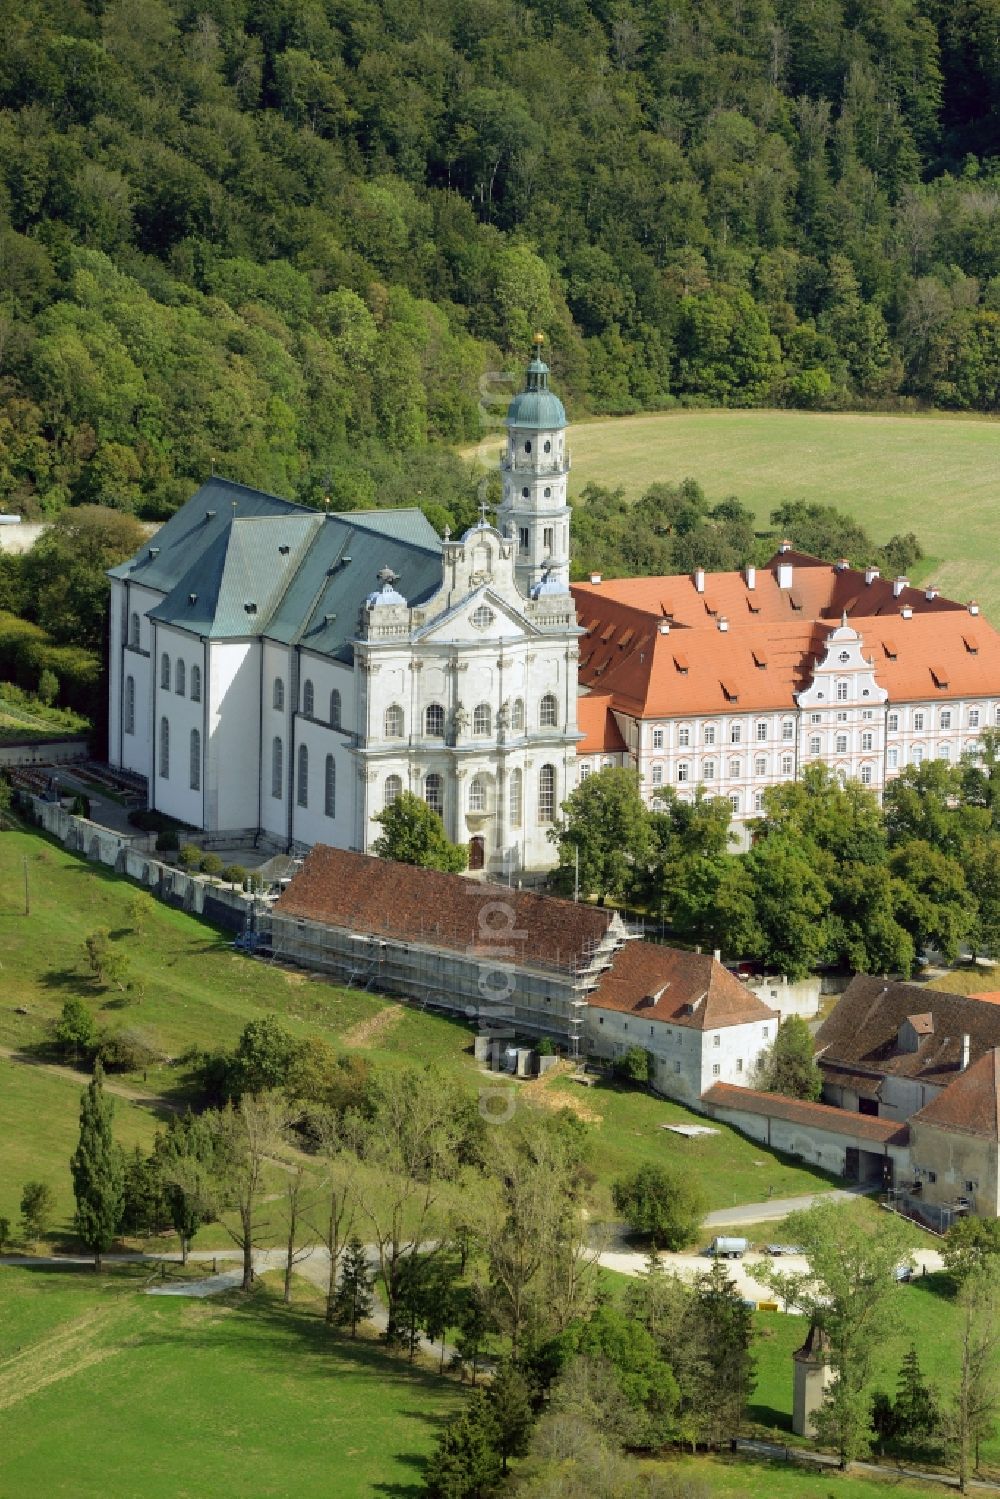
[0,1266,462,1499]
[470,409,1000,619]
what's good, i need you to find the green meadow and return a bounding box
[470,408,1000,619]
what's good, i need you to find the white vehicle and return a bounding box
[708,1236,749,1259]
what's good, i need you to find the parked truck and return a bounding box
[707,1236,749,1259]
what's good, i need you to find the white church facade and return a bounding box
[108,342,1000,870]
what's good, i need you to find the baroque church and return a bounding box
[109,342,1000,873]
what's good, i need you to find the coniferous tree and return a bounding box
[894,1343,939,1453]
[334,1236,374,1338]
[154,1109,217,1264]
[485,1360,535,1472]
[422,1390,501,1499]
[70,1061,124,1270]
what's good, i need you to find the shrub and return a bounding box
[37,667,59,704]
[612,1162,707,1250]
[53,995,97,1061]
[221,863,248,887]
[20,1180,54,1241]
[95,1028,158,1073]
[537,1037,556,1056]
[199,852,223,877]
[70,792,91,819]
[177,842,201,869]
[613,1045,651,1083]
[155,829,179,852]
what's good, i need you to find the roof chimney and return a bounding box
[718,616,729,633]
[962,1034,971,1071]
[777,557,793,590]
[865,565,880,585]
[589,572,602,585]
[713,948,722,962]
[745,565,756,590]
[901,604,913,620]
[969,600,980,615]
[893,576,909,597]
[778,538,792,554]
[657,620,670,635]
[835,557,850,571]
[925,584,939,600]
[694,568,705,593]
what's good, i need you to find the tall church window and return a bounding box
[473,703,492,736]
[324,755,336,817]
[543,527,553,552]
[273,677,284,711]
[125,676,135,735]
[297,744,308,807]
[384,774,402,808]
[425,703,445,737]
[469,776,487,813]
[509,769,522,827]
[512,699,525,731]
[518,527,528,554]
[538,765,556,822]
[330,689,341,729]
[385,703,404,738]
[161,653,171,691]
[190,728,200,791]
[190,665,201,702]
[176,659,185,697]
[159,717,169,778]
[271,736,283,799]
[303,679,314,716]
[425,773,444,816]
[539,693,557,728]
[129,612,140,647]
[544,440,552,454]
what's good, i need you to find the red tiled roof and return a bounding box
[910,1049,1000,1140]
[815,977,1000,1087]
[590,943,777,1030]
[703,1082,910,1145]
[570,553,998,718]
[576,691,628,754]
[274,845,619,972]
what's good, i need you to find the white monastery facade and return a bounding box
[109,341,1000,869]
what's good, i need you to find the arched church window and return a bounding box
[538,765,556,823]
[125,676,135,735]
[271,736,283,799]
[425,703,445,737]
[161,653,171,691]
[539,694,557,728]
[190,665,201,703]
[509,769,523,827]
[524,441,532,454]
[273,677,284,711]
[384,774,402,808]
[330,689,341,729]
[324,755,336,817]
[512,699,525,731]
[521,487,529,499]
[129,612,140,647]
[303,679,314,716]
[297,744,308,807]
[384,703,404,738]
[469,776,487,812]
[543,487,551,498]
[473,703,492,736]
[189,728,200,791]
[544,440,552,454]
[159,717,169,778]
[176,659,185,697]
[425,773,443,815]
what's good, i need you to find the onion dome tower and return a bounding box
[497,334,571,597]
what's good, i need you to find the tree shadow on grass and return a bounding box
[38,966,90,995]
[746,1400,792,1433]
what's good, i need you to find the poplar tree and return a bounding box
[70,1061,124,1270]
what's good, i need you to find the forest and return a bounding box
[1,0,999,528]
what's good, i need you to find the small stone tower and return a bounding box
[792,1320,833,1437]
[497,334,571,597]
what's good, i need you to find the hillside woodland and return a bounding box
[0,0,999,531]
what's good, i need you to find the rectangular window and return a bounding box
[862,709,873,720]
[754,790,765,812]
[809,736,821,755]
[914,711,925,731]
[543,526,553,551]
[712,1064,720,1077]
[678,726,690,747]
[940,710,952,729]
[677,763,689,782]
[811,713,821,724]
[781,753,793,774]
[970,709,981,728]
[652,728,664,749]
[782,720,794,741]
[713,1034,720,1047]
[837,680,849,701]
[756,721,767,741]
[836,734,848,754]
[888,747,899,769]
[518,527,529,554]
[837,711,848,722]
[888,712,899,732]
[736,1058,743,1072]
[730,724,742,744]
[861,731,873,751]
[703,725,716,746]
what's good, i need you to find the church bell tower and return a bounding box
[498,335,571,597]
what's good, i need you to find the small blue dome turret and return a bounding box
[506,335,566,430]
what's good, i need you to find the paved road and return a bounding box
[703,1185,873,1228]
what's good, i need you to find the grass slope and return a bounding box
[473,409,1000,619]
[0,1266,460,1499]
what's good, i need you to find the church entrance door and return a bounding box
[469,836,485,871]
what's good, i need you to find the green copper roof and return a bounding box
[506,346,566,430]
[122,478,444,658]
